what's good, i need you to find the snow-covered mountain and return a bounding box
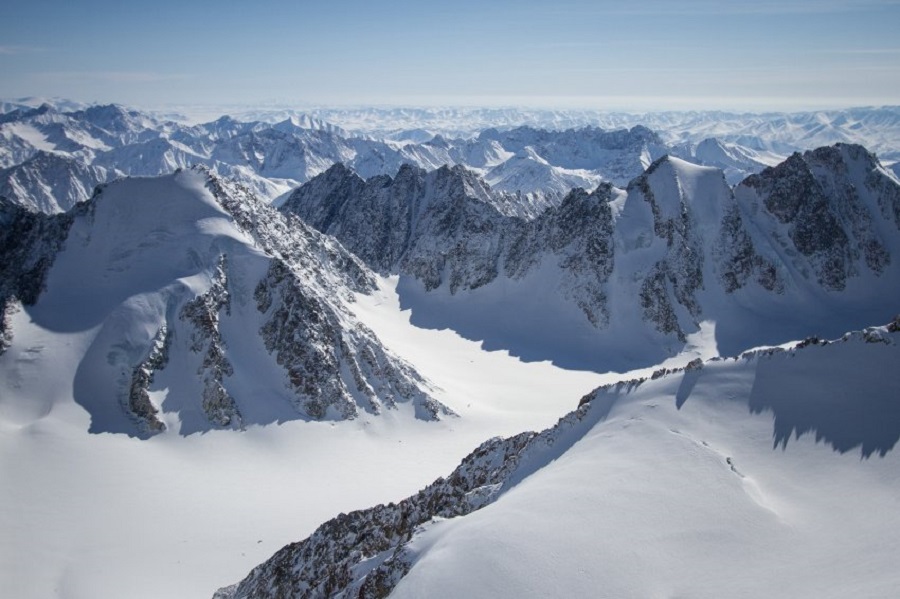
[217,318,900,599]
[0,168,448,438]
[4,101,900,218]
[0,150,109,213]
[670,137,778,185]
[284,144,900,371]
[248,105,900,159]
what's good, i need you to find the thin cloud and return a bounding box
[549,0,900,17]
[841,48,900,55]
[0,44,47,55]
[34,71,189,83]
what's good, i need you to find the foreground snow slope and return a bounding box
[219,321,900,598]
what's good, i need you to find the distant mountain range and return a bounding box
[3,100,899,215]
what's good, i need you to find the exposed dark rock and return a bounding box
[180,254,241,428]
[0,194,78,354]
[126,325,171,434]
[737,144,894,290]
[639,262,684,341]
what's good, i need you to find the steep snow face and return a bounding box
[287,147,900,371]
[671,137,777,185]
[483,145,600,196]
[217,321,900,599]
[0,169,447,438]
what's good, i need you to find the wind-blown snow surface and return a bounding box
[219,322,900,599]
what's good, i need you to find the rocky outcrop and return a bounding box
[715,203,781,293]
[126,325,171,434]
[254,259,449,421]
[215,429,541,599]
[179,255,241,428]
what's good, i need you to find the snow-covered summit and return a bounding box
[0,168,449,437]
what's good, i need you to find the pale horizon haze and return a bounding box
[2,0,900,113]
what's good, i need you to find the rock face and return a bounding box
[736,144,897,291]
[126,325,171,434]
[179,255,241,428]
[0,167,449,437]
[214,430,543,599]
[285,145,900,369]
[253,258,448,421]
[0,196,76,354]
[284,164,619,325]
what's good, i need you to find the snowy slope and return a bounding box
[0,268,609,599]
[483,146,599,196]
[671,137,778,185]
[218,319,900,599]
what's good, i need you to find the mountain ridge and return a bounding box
[216,317,900,598]
[285,143,900,371]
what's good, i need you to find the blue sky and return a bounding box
[2,0,899,111]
